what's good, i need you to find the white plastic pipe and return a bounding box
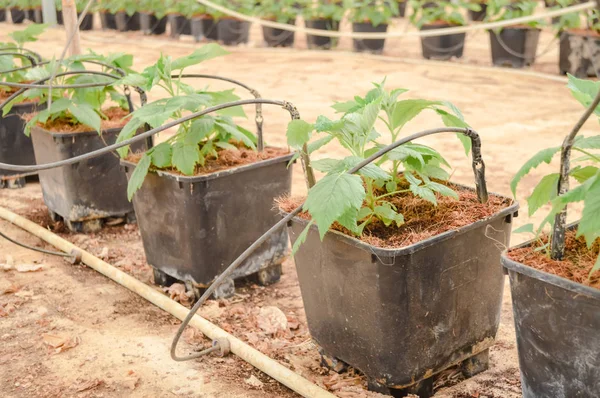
[195,0,595,38]
[0,206,336,398]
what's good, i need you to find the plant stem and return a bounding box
[375,189,410,200]
[551,88,600,260]
[573,147,600,163]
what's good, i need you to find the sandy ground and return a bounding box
[0,14,597,398]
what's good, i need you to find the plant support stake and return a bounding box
[551,87,600,260]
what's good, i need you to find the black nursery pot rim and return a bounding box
[489,26,541,32]
[286,187,518,257]
[121,151,294,183]
[502,240,600,301]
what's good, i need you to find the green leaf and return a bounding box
[527,173,560,216]
[427,182,459,200]
[332,100,359,114]
[68,102,102,133]
[172,142,200,175]
[304,172,366,239]
[391,99,441,131]
[186,117,215,145]
[435,108,471,155]
[570,166,599,183]
[9,23,47,46]
[311,158,341,173]
[410,184,437,205]
[510,146,561,196]
[577,176,600,247]
[590,254,600,279]
[575,136,600,149]
[374,203,404,227]
[151,142,172,168]
[567,74,600,117]
[286,120,313,149]
[171,44,229,70]
[116,118,145,158]
[513,223,535,234]
[291,221,313,256]
[127,154,151,201]
[337,207,362,235]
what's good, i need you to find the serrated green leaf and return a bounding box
[172,142,200,175]
[511,146,561,196]
[337,206,362,235]
[116,118,145,158]
[9,23,47,46]
[311,158,341,173]
[332,100,359,114]
[577,176,600,247]
[410,184,437,205]
[171,44,229,70]
[427,182,459,200]
[374,203,404,227]
[68,102,102,133]
[567,74,600,117]
[286,120,313,149]
[304,172,366,239]
[127,154,151,201]
[186,117,215,145]
[385,180,397,193]
[391,99,441,131]
[570,166,599,183]
[435,108,472,155]
[575,136,600,149]
[215,141,238,151]
[527,173,560,216]
[215,121,255,149]
[151,142,172,168]
[423,164,450,180]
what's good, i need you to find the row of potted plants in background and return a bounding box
[1,0,598,72]
[2,25,600,398]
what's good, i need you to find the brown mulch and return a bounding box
[24,106,130,133]
[0,87,37,104]
[127,146,290,176]
[508,230,600,289]
[278,178,512,249]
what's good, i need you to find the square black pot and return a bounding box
[559,31,600,78]
[489,28,541,68]
[121,152,293,297]
[287,191,518,393]
[0,102,38,185]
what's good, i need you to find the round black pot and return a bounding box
[168,14,192,38]
[10,8,25,24]
[57,11,93,30]
[99,12,117,30]
[115,11,141,32]
[469,4,487,21]
[121,153,293,299]
[218,19,251,45]
[25,8,34,21]
[0,8,6,22]
[398,1,407,17]
[305,19,340,50]
[139,12,167,35]
[352,22,388,54]
[559,30,600,77]
[0,102,38,189]
[287,193,519,396]
[489,28,541,68]
[56,10,63,24]
[420,23,466,60]
[202,17,220,41]
[502,239,600,398]
[30,125,147,232]
[262,19,296,48]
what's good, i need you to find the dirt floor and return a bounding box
[0,14,597,398]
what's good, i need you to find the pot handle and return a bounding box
[171,74,266,151]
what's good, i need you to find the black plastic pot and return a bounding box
[99,11,117,30]
[398,1,407,17]
[201,17,220,41]
[115,11,140,32]
[0,102,37,189]
[352,22,388,54]
[287,192,518,396]
[32,8,43,23]
[30,125,148,232]
[559,30,600,78]
[305,19,339,50]
[0,9,6,22]
[56,11,93,30]
[168,14,192,38]
[262,19,296,48]
[420,23,466,60]
[218,19,251,45]
[139,12,167,35]
[502,239,600,398]
[121,153,294,298]
[489,28,541,68]
[469,4,487,21]
[10,8,25,24]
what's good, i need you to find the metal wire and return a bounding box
[0,52,38,74]
[0,229,71,258]
[170,125,488,362]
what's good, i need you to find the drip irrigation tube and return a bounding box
[193,0,595,39]
[0,52,38,74]
[0,206,335,398]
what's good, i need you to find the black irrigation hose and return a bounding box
[170,125,489,362]
[0,99,298,172]
[0,52,38,74]
[0,229,72,258]
[0,59,126,78]
[0,47,43,63]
